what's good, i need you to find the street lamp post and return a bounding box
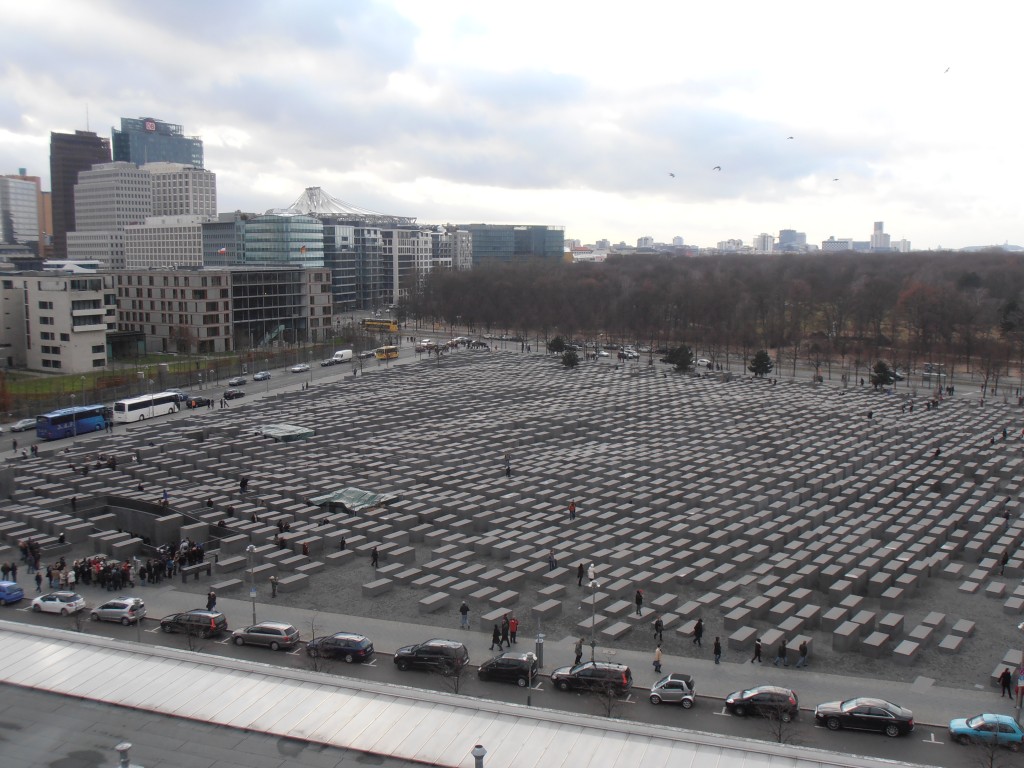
[587,564,599,662]
[246,544,256,625]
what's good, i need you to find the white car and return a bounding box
[32,591,86,615]
[253,371,271,381]
[597,350,610,358]
[10,418,36,432]
[290,363,311,373]
[695,358,712,367]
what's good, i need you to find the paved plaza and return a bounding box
[2,349,1023,697]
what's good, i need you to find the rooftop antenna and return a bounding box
[85,104,90,131]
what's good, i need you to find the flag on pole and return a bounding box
[217,247,227,255]
[300,245,307,254]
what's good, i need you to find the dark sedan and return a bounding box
[185,396,211,409]
[224,389,245,400]
[477,651,538,687]
[305,632,374,663]
[815,697,914,738]
[725,685,799,722]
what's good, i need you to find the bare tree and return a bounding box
[590,681,628,719]
[761,701,801,745]
[430,660,467,694]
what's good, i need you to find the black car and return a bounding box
[814,697,914,738]
[477,651,538,687]
[224,389,245,400]
[159,609,228,638]
[306,632,374,663]
[550,661,633,695]
[393,639,469,673]
[185,396,211,409]
[319,358,337,367]
[725,685,799,722]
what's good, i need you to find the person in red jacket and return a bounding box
[509,614,519,644]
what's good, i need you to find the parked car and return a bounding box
[477,651,539,687]
[227,376,247,386]
[695,357,712,367]
[31,591,86,615]
[185,396,211,409]
[649,673,696,707]
[290,363,311,373]
[357,350,375,359]
[393,639,469,673]
[306,631,374,663]
[550,661,633,695]
[725,685,799,722]
[10,418,36,432]
[949,713,1024,751]
[224,389,245,400]
[0,580,25,605]
[814,697,913,737]
[596,350,610,358]
[319,358,337,367]
[253,371,271,381]
[159,609,228,638]
[90,596,146,625]
[231,621,300,651]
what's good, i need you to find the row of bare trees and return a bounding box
[405,250,1024,383]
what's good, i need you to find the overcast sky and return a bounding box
[3,1,1022,249]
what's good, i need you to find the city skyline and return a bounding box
[3,1,1023,250]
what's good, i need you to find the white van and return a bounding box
[333,350,353,363]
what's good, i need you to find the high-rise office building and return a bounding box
[49,130,112,259]
[144,162,217,216]
[870,221,891,251]
[66,162,152,269]
[0,174,42,255]
[112,117,203,168]
[243,214,324,268]
[460,223,564,264]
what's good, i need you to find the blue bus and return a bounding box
[36,405,109,440]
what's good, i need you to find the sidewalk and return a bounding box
[124,581,1004,728]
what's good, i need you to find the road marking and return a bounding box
[362,659,378,667]
[922,732,944,745]
[713,707,732,717]
[144,626,161,633]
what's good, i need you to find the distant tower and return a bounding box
[49,130,112,259]
[870,221,891,250]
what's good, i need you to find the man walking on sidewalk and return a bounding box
[459,601,470,629]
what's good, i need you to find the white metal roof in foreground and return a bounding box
[0,622,923,768]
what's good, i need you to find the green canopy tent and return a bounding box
[307,487,399,513]
[255,423,315,442]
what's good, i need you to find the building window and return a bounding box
[92,359,106,368]
[91,344,104,353]
[60,333,70,341]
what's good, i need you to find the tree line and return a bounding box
[404,249,1024,384]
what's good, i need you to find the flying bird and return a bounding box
[668,172,675,178]
[833,178,840,182]
[944,67,950,73]
[712,165,721,171]
[787,136,794,139]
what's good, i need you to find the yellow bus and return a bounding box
[362,318,399,333]
[374,345,399,360]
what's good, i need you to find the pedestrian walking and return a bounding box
[490,625,502,651]
[1000,667,1013,697]
[371,546,379,568]
[503,452,511,478]
[1001,551,1010,576]
[509,613,519,644]
[692,618,704,647]
[751,637,762,664]
[568,499,576,521]
[773,638,788,667]
[270,575,279,598]
[206,590,217,611]
[795,640,808,668]
[577,562,585,587]
[653,643,663,674]
[713,637,722,664]
[34,571,42,592]
[547,550,557,571]
[500,614,510,647]
[653,616,664,642]
[635,589,644,616]
[574,637,584,665]
[459,600,470,629]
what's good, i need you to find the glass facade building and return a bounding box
[0,177,41,254]
[112,117,204,168]
[243,214,324,268]
[461,224,564,264]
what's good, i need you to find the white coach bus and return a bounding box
[112,392,181,423]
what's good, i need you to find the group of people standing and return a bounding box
[488,612,519,650]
